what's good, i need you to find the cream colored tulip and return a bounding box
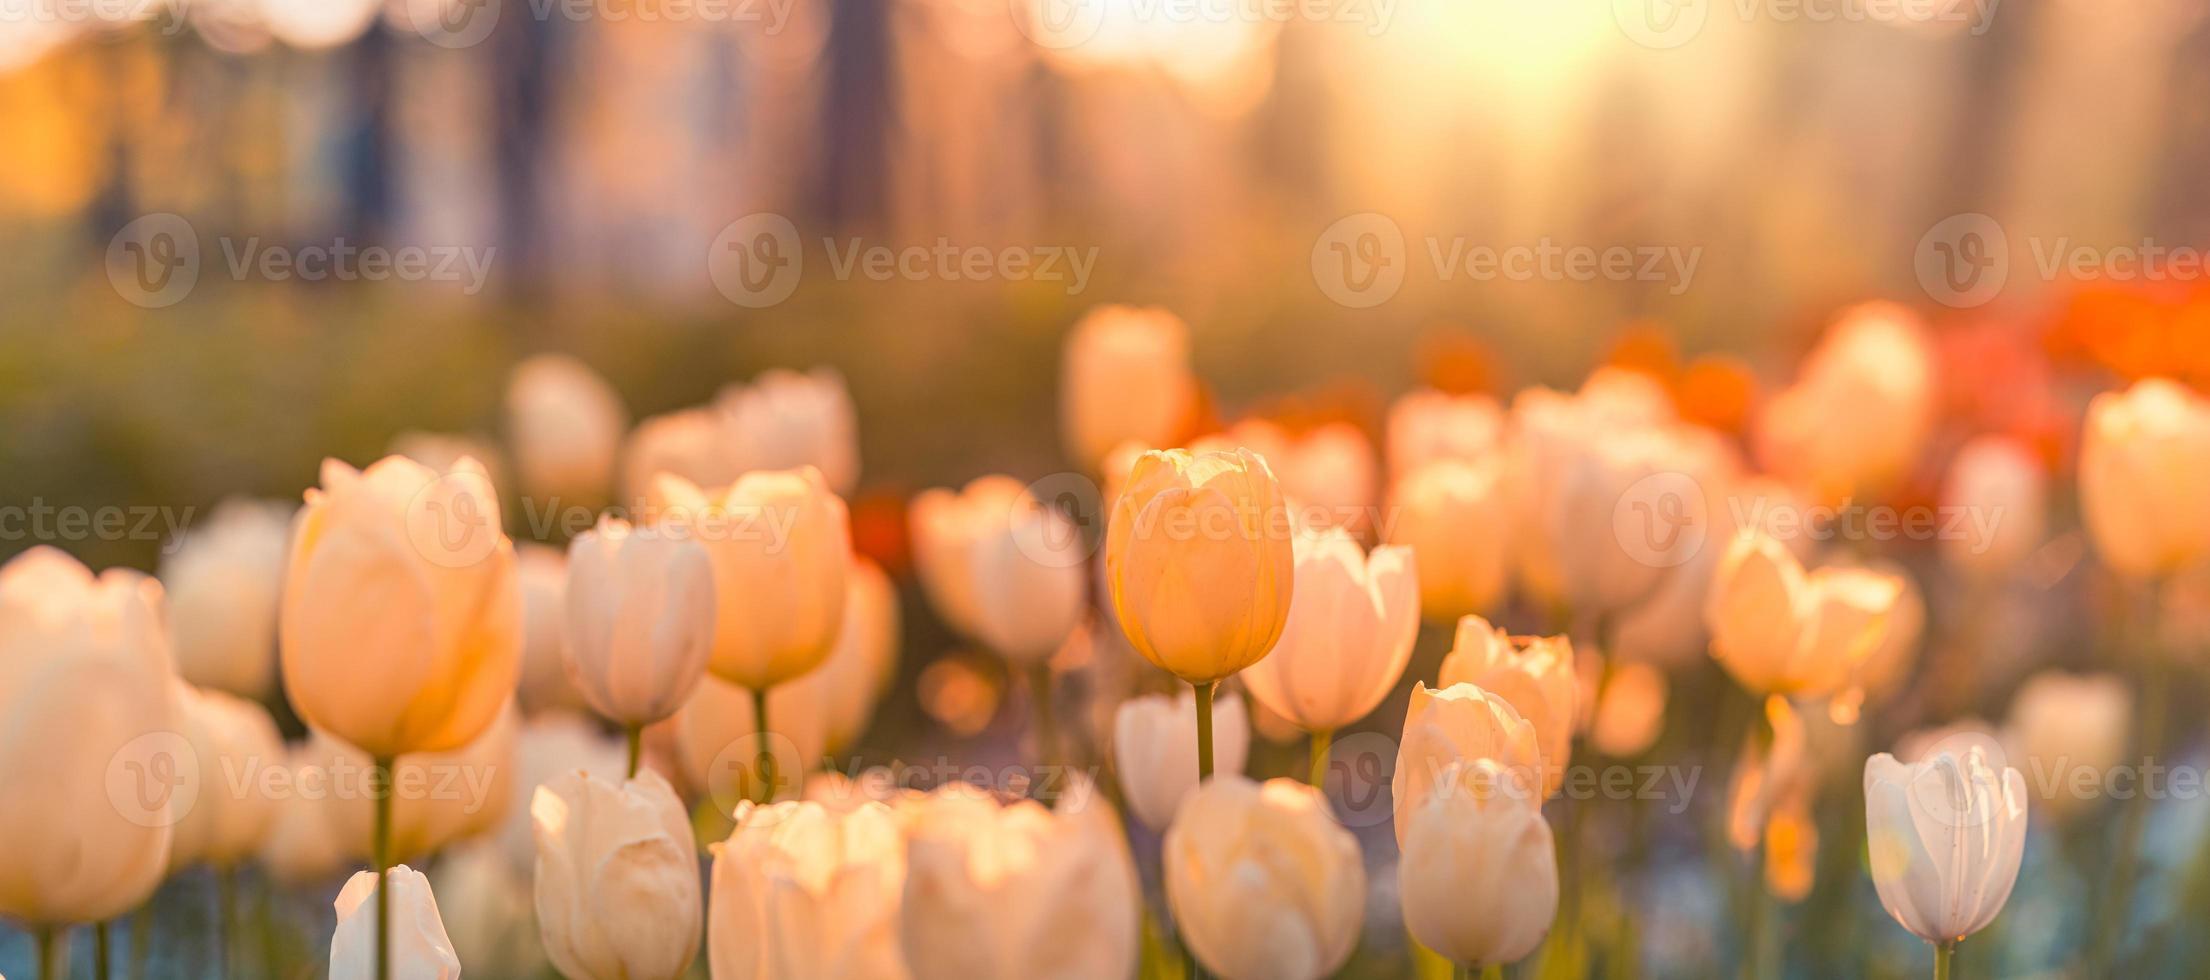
[1112,689,1250,831]
[2003,670,2130,818]
[1863,744,2027,947]
[716,366,862,496]
[1391,682,1542,844]
[1060,304,1197,471]
[1164,776,1364,980]
[1106,448,1296,683]
[390,431,507,492]
[622,406,731,506]
[1399,758,1557,969]
[2079,377,2210,579]
[321,702,520,863]
[258,743,353,889]
[516,543,587,714]
[1704,529,1901,698]
[710,799,910,980]
[1504,371,1675,613]
[1241,528,1417,733]
[1386,388,1504,479]
[330,865,461,980]
[1439,617,1575,797]
[563,515,717,727]
[1755,303,1936,505]
[506,353,628,507]
[1195,420,1378,532]
[910,476,1086,662]
[1940,436,2046,580]
[0,548,179,925]
[899,779,1139,980]
[281,455,523,759]
[160,498,290,699]
[1386,456,1509,620]
[656,467,850,689]
[170,685,284,870]
[670,673,828,808]
[531,769,701,980]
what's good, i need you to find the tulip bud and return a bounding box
[1399,759,1557,969]
[1863,742,2027,945]
[1391,682,1542,845]
[1164,776,1365,980]
[562,516,717,727]
[1939,436,2046,580]
[1105,448,1296,684]
[281,456,523,759]
[900,779,1139,980]
[655,467,850,690]
[2002,670,2130,819]
[160,498,290,699]
[531,770,701,980]
[329,865,461,980]
[1060,305,1197,471]
[709,799,909,979]
[1438,617,1575,797]
[2078,378,2210,579]
[1112,689,1251,831]
[1241,529,1418,733]
[1703,530,1901,698]
[1385,457,1508,621]
[506,353,628,508]
[170,685,284,870]
[0,548,179,925]
[1386,388,1504,480]
[516,543,588,715]
[910,476,1086,663]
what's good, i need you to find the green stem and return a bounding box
[753,686,777,803]
[1482,965,1503,980]
[1027,661,1059,767]
[625,725,643,780]
[95,920,110,980]
[218,866,237,979]
[38,926,62,980]
[1934,942,1953,980]
[1193,681,1216,783]
[1307,728,1334,791]
[372,755,394,980]
[129,906,149,980]
[2096,585,2167,973]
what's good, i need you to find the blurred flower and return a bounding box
[1755,303,1936,505]
[899,779,1139,980]
[1384,456,1509,620]
[329,866,460,980]
[1104,448,1295,684]
[622,407,729,507]
[2002,670,2130,819]
[909,476,1087,662]
[0,548,178,925]
[431,839,545,977]
[655,468,850,690]
[1164,776,1364,980]
[281,456,522,758]
[1386,388,1504,479]
[803,556,903,755]
[1112,689,1250,831]
[914,654,1001,738]
[709,798,909,979]
[668,673,826,807]
[388,431,506,496]
[516,543,587,715]
[322,703,520,863]
[563,516,716,727]
[1763,794,1818,903]
[1726,697,1810,854]
[1941,435,2047,581]
[1704,529,1900,698]
[1589,661,1667,758]
[1676,354,1758,435]
[506,353,627,507]
[1504,370,1683,615]
[1060,305,1198,471]
[1863,743,2027,946]
[1399,759,1556,969]
[259,743,354,889]
[1837,559,1925,709]
[1240,528,1417,733]
[716,367,862,497]
[1439,617,1575,797]
[2078,377,2210,579]
[1391,681,1541,845]
[1196,420,1378,533]
[160,498,290,699]
[531,770,701,980]
[1603,442,1748,669]
[491,711,628,871]
[169,685,283,871]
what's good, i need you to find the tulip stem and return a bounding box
[1027,661,1059,766]
[1308,728,1334,791]
[1933,941,1953,980]
[37,926,61,980]
[2096,584,2167,974]
[372,755,394,980]
[95,920,110,980]
[753,686,777,802]
[625,725,643,780]
[218,866,237,979]
[1193,681,1216,782]
[129,905,149,980]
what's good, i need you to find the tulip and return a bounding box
[259,743,354,889]
[1240,528,1416,786]
[709,798,909,979]
[2003,670,2130,819]
[909,476,1087,663]
[516,543,588,715]
[1438,616,1576,797]
[1163,776,1365,980]
[1603,445,1750,670]
[506,353,628,507]
[715,366,863,496]
[1384,456,1509,621]
[0,549,179,933]
[2078,377,2210,579]
[1939,435,2046,581]
[531,770,702,980]
[389,431,507,492]
[1503,371,1674,615]
[1060,304,1197,471]
[169,686,284,871]
[1863,743,2027,972]
[563,515,717,769]
[1399,759,1557,970]
[622,406,730,506]
[1112,689,1251,831]
[1755,303,1936,505]
[1386,388,1504,479]
[1391,681,1542,845]
[159,498,290,699]
[329,865,461,980]
[899,779,1139,980]
[1703,529,1901,698]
